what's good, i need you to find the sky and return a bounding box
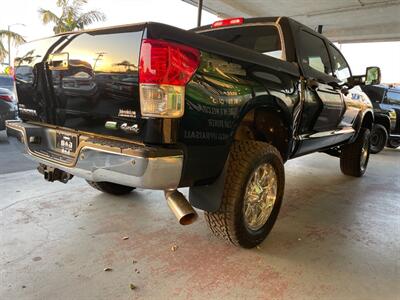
[338,42,400,84]
[1,0,399,83]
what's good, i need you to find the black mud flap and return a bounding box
[189,162,228,212]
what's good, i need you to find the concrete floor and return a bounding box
[0,132,36,174]
[0,131,399,299]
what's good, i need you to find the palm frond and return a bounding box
[53,22,70,34]
[73,0,88,10]
[40,0,106,34]
[0,41,7,61]
[38,8,61,25]
[56,0,68,8]
[0,30,26,45]
[76,10,106,27]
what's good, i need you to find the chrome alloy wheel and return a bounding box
[360,136,370,172]
[243,163,278,231]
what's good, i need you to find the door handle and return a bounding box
[306,78,319,89]
[341,86,349,96]
[48,52,69,70]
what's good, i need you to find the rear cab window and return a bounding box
[199,25,284,60]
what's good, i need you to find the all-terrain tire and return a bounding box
[204,141,285,248]
[340,128,371,177]
[86,181,135,195]
[370,124,388,154]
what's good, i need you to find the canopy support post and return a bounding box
[197,0,203,27]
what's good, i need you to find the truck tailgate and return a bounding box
[15,25,144,141]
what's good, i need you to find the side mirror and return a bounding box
[365,66,381,85]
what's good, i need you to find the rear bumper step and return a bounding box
[6,120,183,190]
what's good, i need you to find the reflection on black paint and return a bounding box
[14,30,143,140]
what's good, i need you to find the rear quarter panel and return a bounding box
[178,51,299,186]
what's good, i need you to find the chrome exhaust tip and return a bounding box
[165,190,198,225]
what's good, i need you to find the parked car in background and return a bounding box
[0,87,18,130]
[361,85,400,151]
[0,75,16,92]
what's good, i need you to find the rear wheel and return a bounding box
[340,128,371,177]
[204,141,285,248]
[86,181,135,195]
[387,139,400,149]
[370,124,388,154]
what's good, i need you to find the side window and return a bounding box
[386,91,400,105]
[329,45,351,82]
[298,31,332,78]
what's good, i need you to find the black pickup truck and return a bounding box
[7,17,378,248]
[361,85,400,152]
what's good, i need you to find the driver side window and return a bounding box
[329,45,351,83]
[298,30,333,79]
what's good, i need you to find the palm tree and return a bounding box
[38,0,106,34]
[114,60,137,72]
[0,30,26,62]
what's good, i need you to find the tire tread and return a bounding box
[205,141,283,247]
[340,128,370,177]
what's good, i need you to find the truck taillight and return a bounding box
[139,39,200,118]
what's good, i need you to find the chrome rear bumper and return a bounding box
[6,120,183,190]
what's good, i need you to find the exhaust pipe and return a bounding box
[165,190,198,225]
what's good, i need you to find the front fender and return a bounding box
[374,111,392,132]
[350,108,374,143]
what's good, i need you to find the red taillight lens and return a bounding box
[139,39,200,118]
[211,17,244,28]
[0,95,13,102]
[139,39,200,85]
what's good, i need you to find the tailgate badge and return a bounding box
[118,109,136,118]
[120,123,139,134]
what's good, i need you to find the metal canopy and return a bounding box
[184,0,400,43]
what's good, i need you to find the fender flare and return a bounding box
[232,94,293,132]
[189,94,293,212]
[373,112,391,133]
[349,109,374,143]
[232,95,294,156]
